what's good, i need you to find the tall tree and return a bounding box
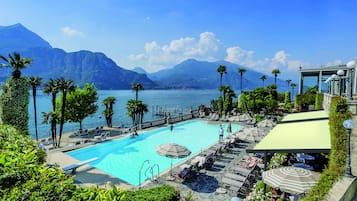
[132,83,143,101]
[126,99,148,129]
[286,79,292,89]
[217,65,227,89]
[260,75,267,87]
[61,84,98,130]
[103,96,116,127]
[42,78,59,145]
[56,78,75,147]
[272,68,281,85]
[29,76,42,142]
[238,67,246,91]
[43,78,59,111]
[0,52,32,78]
[137,101,148,126]
[41,111,58,146]
[291,83,297,99]
[219,85,230,102]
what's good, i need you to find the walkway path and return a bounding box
[351,116,357,177]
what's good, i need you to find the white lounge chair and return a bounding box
[62,157,99,174]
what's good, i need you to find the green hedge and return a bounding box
[123,185,179,201]
[0,77,30,134]
[314,93,324,110]
[301,97,352,201]
[295,94,316,111]
[0,124,180,200]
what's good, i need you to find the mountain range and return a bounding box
[0,23,288,90]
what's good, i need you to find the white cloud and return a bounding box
[128,31,307,78]
[128,32,221,72]
[225,46,254,66]
[61,26,83,37]
[272,50,288,65]
[224,46,304,77]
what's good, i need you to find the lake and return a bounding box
[27,90,222,139]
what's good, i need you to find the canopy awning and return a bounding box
[280,110,329,123]
[248,111,330,153]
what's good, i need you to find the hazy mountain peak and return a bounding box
[132,67,148,74]
[0,23,52,54]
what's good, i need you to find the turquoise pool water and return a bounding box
[67,120,241,186]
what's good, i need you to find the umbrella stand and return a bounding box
[156,143,191,181]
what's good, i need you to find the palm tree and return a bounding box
[29,76,42,142]
[260,75,267,87]
[132,83,144,101]
[217,65,227,88]
[291,83,297,99]
[126,99,139,127]
[137,101,148,126]
[238,67,246,91]
[0,52,32,78]
[57,78,75,147]
[41,111,58,146]
[219,85,230,102]
[42,78,59,145]
[286,79,292,90]
[43,78,59,111]
[103,96,116,127]
[272,68,281,85]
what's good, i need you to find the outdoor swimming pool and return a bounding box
[67,120,242,186]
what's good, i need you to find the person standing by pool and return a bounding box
[219,124,224,141]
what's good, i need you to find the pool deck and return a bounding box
[46,119,267,200]
[46,126,147,190]
[45,112,357,200]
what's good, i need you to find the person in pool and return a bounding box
[130,129,139,137]
[219,124,224,141]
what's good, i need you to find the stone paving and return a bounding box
[144,142,255,201]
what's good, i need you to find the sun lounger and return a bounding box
[221,177,245,193]
[224,172,246,182]
[93,131,111,141]
[229,166,251,177]
[62,157,99,174]
[175,164,197,182]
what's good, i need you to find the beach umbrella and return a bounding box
[262,166,320,194]
[156,143,191,175]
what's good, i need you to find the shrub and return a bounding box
[0,77,30,134]
[268,153,287,169]
[0,125,76,200]
[123,185,179,201]
[295,94,316,111]
[314,93,324,110]
[301,97,351,201]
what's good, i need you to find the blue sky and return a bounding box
[1,0,357,80]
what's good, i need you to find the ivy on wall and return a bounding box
[314,93,324,110]
[0,77,30,134]
[302,96,352,201]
